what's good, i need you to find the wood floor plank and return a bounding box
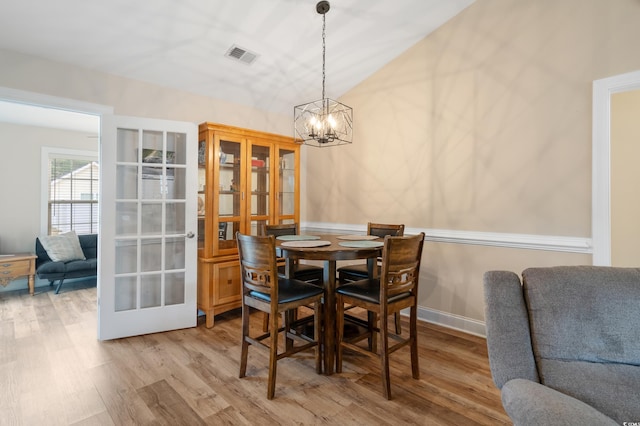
[138,379,207,425]
[0,284,509,425]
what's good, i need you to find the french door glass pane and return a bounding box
[141,238,162,272]
[141,203,163,234]
[166,272,185,305]
[116,165,138,199]
[165,237,185,270]
[115,240,137,274]
[115,202,137,236]
[115,276,136,312]
[116,129,139,162]
[165,202,185,234]
[141,274,162,308]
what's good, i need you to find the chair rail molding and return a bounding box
[592,69,640,266]
[302,222,592,254]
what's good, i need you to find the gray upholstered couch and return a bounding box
[483,266,640,425]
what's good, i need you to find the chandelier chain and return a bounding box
[322,11,326,102]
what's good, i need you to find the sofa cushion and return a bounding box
[36,260,66,275]
[38,231,86,262]
[522,266,640,366]
[501,378,618,426]
[538,358,640,422]
[64,258,97,273]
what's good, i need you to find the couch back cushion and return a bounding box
[79,234,98,259]
[522,266,640,366]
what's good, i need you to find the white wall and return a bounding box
[0,122,97,253]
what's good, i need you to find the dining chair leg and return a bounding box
[394,312,402,334]
[335,294,345,374]
[314,300,323,374]
[380,312,392,400]
[410,306,420,379]
[267,310,280,400]
[368,311,378,353]
[239,304,251,378]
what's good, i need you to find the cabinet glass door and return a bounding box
[197,141,206,250]
[217,138,242,250]
[278,147,297,220]
[249,142,271,235]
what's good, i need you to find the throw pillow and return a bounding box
[39,231,86,262]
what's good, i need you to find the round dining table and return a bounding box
[275,233,383,375]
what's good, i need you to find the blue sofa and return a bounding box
[35,234,97,294]
[484,266,640,425]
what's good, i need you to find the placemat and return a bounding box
[336,235,379,241]
[276,235,321,241]
[280,240,332,248]
[338,241,384,248]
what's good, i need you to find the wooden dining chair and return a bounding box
[261,223,324,285]
[336,232,425,400]
[260,223,325,332]
[337,222,405,334]
[236,232,323,399]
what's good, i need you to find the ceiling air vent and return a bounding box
[225,45,258,65]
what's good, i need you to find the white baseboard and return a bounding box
[415,307,486,338]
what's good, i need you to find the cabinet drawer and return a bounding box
[0,261,30,277]
[213,260,241,305]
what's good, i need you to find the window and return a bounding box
[47,152,99,235]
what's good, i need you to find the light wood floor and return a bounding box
[0,280,509,425]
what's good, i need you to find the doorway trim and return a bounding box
[592,70,640,265]
[0,87,113,116]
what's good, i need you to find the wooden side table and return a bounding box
[0,253,38,295]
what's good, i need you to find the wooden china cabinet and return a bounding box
[197,122,300,327]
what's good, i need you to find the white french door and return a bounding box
[98,115,198,340]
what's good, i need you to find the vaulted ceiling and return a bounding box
[0,0,473,119]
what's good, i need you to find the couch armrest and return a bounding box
[502,379,617,426]
[483,270,539,388]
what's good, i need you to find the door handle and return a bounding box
[186,232,195,239]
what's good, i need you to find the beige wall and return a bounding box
[306,0,640,323]
[611,89,640,266]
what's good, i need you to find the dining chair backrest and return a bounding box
[379,233,424,301]
[236,232,279,300]
[368,223,405,238]
[261,223,299,237]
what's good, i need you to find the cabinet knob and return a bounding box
[186,232,195,239]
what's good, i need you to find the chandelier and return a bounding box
[294,1,353,148]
